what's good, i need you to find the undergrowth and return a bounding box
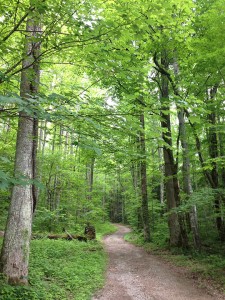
[95,222,117,239]
[0,222,116,300]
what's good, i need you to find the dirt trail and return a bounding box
[93,224,225,300]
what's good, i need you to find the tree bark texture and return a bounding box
[86,157,95,201]
[139,113,151,242]
[218,114,225,188]
[158,147,165,204]
[172,57,200,249]
[207,86,225,241]
[0,18,41,285]
[178,109,201,250]
[159,53,187,247]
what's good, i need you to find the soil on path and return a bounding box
[93,224,225,300]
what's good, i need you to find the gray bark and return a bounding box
[178,109,201,250]
[158,52,189,248]
[86,157,95,201]
[173,60,201,249]
[207,86,225,240]
[160,73,181,247]
[139,113,151,242]
[0,18,41,284]
[158,147,164,204]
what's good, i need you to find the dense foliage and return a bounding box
[1,0,225,294]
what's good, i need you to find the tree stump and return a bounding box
[84,223,96,240]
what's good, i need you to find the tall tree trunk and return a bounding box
[178,109,201,250]
[52,125,57,153]
[207,86,225,240]
[39,120,47,157]
[0,18,41,284]
[155,51,221,241]
[86,157,95,201]
[161,113,181,246]
[186,107,225,241]
[158,147,165,204]
[64,131,69,155]
[102,173,107,222]
[160,81,180,246]
[159,53,188,247]
[130,158,142,229]
[53,172,61,210]
[218,117,225,188]
[139,112,151,242]
[173,59,200,249]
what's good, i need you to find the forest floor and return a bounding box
[92,224,225,300]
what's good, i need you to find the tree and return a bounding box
[139,112,151,242]
[1,2,225,281]
[0,16,41,284]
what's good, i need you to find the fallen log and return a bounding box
[47,233,87,242]
[64,229,74,240]
[0,231,87,241]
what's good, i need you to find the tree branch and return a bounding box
[1,6,35,42]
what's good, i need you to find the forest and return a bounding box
[0,0,225,299]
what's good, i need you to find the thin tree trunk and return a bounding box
[38,120,47,205]
[70,133,74,155]
[139,112,151,242]
[0,18,41,285]
[86,157,95,201]
[173,59,201,249]
[102,174,106,222]
[130,158,142,229]
[89,157,95,196]
[52,125,57,153]
[53,173,60,210]
[65,131,69,155]
[218,125,225,187]
[55,175,61,211]
[40,120,47,157]
[207,86,225,240]
[158,147,164,204]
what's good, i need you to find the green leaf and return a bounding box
[188,115,201,124]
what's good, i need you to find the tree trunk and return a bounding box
[158,147,165,204]
[173,59,200,249]
[39,120,47,157]
[139,113,151,242]
[52,125,57,153]
[130,159,142,229]
[178,109,201,250]
[86,157,95,201]
[0,18,41,285]
[53,172,61,210]
[159,53,188,247]
[207,86,225,240]
[218,116,225,188]
[102,174,107,222]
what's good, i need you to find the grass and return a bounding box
[95,222,117,240]
[0,222,116,300]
